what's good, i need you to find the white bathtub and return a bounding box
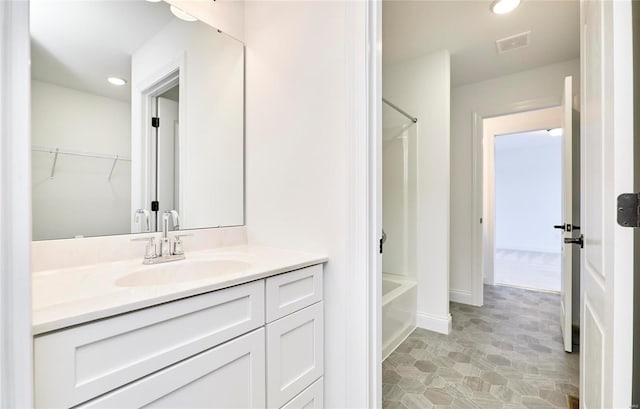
[382,274,417,360]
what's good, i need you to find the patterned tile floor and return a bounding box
[382,285,579,409]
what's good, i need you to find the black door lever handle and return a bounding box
[553,224,566,230]
[564,235,584,248]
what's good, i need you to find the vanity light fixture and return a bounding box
[107,77,127,86]
[490,0,521,14]
[547,128,563,137]
[170,5,198,22]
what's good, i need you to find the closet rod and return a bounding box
[32,145,131,162]
[382,98,418,123]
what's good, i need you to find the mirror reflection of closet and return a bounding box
[150,85,180,232]
[29,0,245,241]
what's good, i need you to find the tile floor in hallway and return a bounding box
[382,285,579,409]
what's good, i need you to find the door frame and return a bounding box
[345,0,382,407]
[471,97,559,305]
[0,1,33,407]
[131,58,184,232]
[481,107,562,288]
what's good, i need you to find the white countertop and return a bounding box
[32,245,327,335]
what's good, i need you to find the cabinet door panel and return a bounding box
[36,280,264,408]
[267,302,323,408]
[76,329,266,409]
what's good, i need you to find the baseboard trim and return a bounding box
[450,289,474,305]
[416,312,452,335]
[495,246,561,254]
[382,324,416,361]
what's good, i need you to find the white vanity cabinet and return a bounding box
[265,265,324,408]
[34,264,324,409]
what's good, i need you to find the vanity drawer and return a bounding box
[281,377,323,409]
[35,280,265,409]
[76,328,266,409]
[266,264,323,323]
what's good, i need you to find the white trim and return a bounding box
[416,312,452,335]
[382,324,414,362]
[367,3,382,406]
[496,245,562,254]
[471,112,484,306]
[0,1,33,407]
[344,0,380,408]
[610,0,634,403]
[449,289,474,305]
[471,101,562,304]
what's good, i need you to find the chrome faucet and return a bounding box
[132,210,190,265]
[134,209,151,232]
[161,210,180,257]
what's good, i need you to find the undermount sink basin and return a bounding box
[115,259,251,287]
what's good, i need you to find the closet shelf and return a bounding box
[32,145,131,180]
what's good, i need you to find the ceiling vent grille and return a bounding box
[496,31,531,54]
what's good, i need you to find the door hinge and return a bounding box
[617,193,640,227]
[151,201,159,211]
[151,117,160,128]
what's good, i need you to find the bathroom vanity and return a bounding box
[33,245,326,408]
[29,2,328,407]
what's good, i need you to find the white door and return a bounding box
[579,0,634,407]
[157,96,179,216]
[559,75,573,353]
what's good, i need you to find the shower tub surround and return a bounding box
[382,274,417,360]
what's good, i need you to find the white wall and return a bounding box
[383,51,451,334]
[131,18,244,229]
[450,59,580,297]
[31,80,131,240]
[244,1,375,406]
[495,131,562,253]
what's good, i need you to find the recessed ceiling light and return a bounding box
[107,77,127,86]
[490,0,521,14]
[170,5,197,22]
[548,128,563,137]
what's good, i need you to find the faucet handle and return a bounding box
[131,236,157,260]
[172,233,193,256]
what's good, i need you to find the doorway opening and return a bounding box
[150,84,180,232]
[493,128,562,292]
[133,65,184,234]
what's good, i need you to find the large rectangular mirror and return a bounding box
[31,0,244,241]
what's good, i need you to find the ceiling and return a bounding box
[30,0,174,101]
[382,0,580,87]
